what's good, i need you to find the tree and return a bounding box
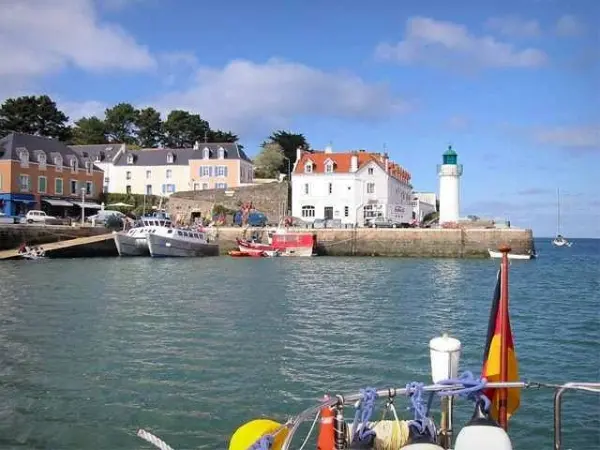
[264,130,309,173]
[163,110,210,148]
[0,95,71,140]
[104,103,139,144]
[208,129,238,143]
[71,116,108,145]
[136,107,163,148]
[253,142,285,178]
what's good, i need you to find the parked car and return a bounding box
[23,210,55,224]
[366,217,406,228]
[87,210,126,225]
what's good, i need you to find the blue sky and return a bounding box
[0,0,597,237]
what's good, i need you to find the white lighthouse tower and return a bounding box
[438,145,463,224]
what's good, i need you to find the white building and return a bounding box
[437,146,463,224]
[70,144,126,193]
[291,146,413,226]
[412,192,438,223]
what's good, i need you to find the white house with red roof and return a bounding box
[291,145,413,226]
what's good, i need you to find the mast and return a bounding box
[556,188,561,236]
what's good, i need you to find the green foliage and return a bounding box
[423,211,439,223]
[212,204,237,216]
[253,142,286,178]
[104,103,139,144]
[103,192,163,217]
[263,130,309,173]
[105,214,123,230]
[163,110,209,148]
[0,95,71,140]
[71,116,108,145]
[136,107,163,148]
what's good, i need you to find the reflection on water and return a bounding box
[0,241,598,450]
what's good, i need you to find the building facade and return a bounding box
[0,133,104,217]
[291,147,413,226]
[71,142,253,196]
[412,192,438,223]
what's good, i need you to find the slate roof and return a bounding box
[113,143,251,166]
[69,143,124,162]
[0,133,99,170]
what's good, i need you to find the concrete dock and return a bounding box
[0,233,115,260]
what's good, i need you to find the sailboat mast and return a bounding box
[557,188,561,235]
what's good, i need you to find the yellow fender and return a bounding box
[229,419,289,450]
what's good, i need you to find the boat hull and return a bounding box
[113,232,149,257]
[237,237,314,257]
[147,233,219,257]
[488,249,535,260]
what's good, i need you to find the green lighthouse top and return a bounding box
[442,145,458,165]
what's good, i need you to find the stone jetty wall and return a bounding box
[213,227,533,257]
[0,225,108,250]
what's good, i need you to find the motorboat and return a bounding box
[113,212,172,256]
[488,249,537,260]
[237,227,316,257]
[147,226,219,257]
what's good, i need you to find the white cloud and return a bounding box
[485,16,542,37]
[152,58,408,134]
[533,125,600,150]
[0,0,155,80]
[555,14,585,37]
[376,17,548,69]
[60,100,108,123]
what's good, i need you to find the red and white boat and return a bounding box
[236,228,316,257]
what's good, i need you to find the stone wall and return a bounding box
[212,227,533,257]
[0,225,109,250]
[167,182,289,224]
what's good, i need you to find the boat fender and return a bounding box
[454,400,513,450]
[317,405,336,450]
[401,422,443,449]
[228,419,288,450]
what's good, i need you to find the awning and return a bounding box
[72,201,102,209]
[14,199,36,204]
[43,199,74,207]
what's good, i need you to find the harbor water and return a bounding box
[0,239,598,449]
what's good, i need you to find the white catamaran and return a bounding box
[135,246,598,450]
[552,189,572,248]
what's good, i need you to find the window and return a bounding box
[304,162,312,173]
[215,166,228,177]
[55,178,63,194]
[193,183,200,191]
[146,170,151,179]
[146,184,152,195]
[85,161,92,175]
[38,176,47,193]
[367,183,375,194]
[18,149,29,168]
[166,152,174,164]
[304,183,309,195]
[200,166,212,177]
[203,148,210,159]
[126,171,132,180]
[215,182,227,189]
[301,205,315,217]
[19,175,30,192]
[166,169,172,179]
[95,154,102,162]
[202,183,209,190]
[325,162,333,173]
[54,156,63,171]
[70,158,77,173]
[161,184,175,193]
[38,153,47,170]
[127,154,134,164]
[126,185,132,194]
[70,180,77,195]
[328,183,332,194]
[344,206,349,217]
[86,181,93,196]
[368,167,374,175]
[218,147,225,159]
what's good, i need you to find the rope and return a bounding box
[346,420,410,450]
[248,435,273,450]
[297,411,320,450]
[436,371,491,411]
[137,429,175,450]
[405,382,436,439]
[351,387,378,444]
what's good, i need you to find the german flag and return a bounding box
[481,268,520,421]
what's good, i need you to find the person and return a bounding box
[18,242,26,253]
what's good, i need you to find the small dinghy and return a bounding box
[488,249,536,260]
[17,245,46,260]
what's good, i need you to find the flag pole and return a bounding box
[498,244,511,430]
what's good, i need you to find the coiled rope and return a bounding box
[405,382,437,439]
[436,371,490,410]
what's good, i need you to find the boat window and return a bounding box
[177,231,183,236]
[167,229,173,234]
[159,220,165,226]
[193,233,199,238]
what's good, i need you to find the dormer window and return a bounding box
[18,148,29,168]
[85,161,92,175]
[95,154,102,162]
[324,160,334,173]
[54,155,63,172]
[37,153,47,170]
[304,161,313,173]
[203,147,210,160]
[127,154,134,164]
[218,147,225,159]
[69,157,78,173]
[166,152,174,164]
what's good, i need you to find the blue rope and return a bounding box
[248,434,273,450]
[436,371,491,411]
[405,382,436,438]
[351,387,378,443]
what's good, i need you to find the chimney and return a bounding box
[193,141,200,150]
[383,152,389,173]
[350,150,358,173]
[296,146,304,163]
[324,141,333,153]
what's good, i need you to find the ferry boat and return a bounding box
[237,228,316,257]
[113,212,172,257]
[147,226,219,257]
[136,245,598,450]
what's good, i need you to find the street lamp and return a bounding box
[81,187,86,226]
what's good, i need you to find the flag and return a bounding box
[481,268,520,421]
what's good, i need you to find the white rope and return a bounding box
[137,429,176,450]
[297,411,320,450]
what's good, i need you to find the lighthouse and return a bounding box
[438,145,463,224]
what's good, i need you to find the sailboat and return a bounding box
[552,188,572,247]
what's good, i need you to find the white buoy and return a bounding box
[454,402,513,450]
[429,334,462,383]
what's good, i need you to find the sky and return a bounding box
[0,0,598,237]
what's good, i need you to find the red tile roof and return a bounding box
[294,150,411,182]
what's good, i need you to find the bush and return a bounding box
[105,215,123,230]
